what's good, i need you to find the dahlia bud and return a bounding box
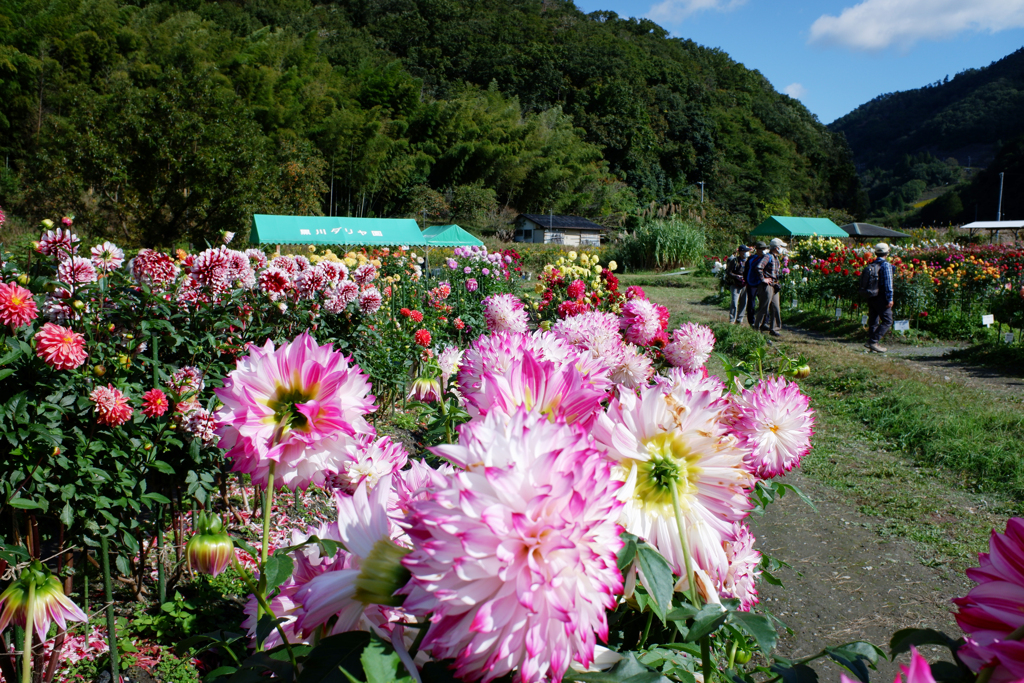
[0,560,87,636]
[72,300,85,311]
[407,376,442,403]
[41,219,54,229]
[93,364,106,377]
[185,511,234,577]
[17,274,30,286]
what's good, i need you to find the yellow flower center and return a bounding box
[627,431,702,516]
[11,294,22,306]
[264,377,319,436]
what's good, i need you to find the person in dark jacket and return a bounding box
[865,242,895,353]
[754,238,786,337]
[726,245,751,323]
[744,241,768,326]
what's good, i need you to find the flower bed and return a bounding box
[1,220,1021,683]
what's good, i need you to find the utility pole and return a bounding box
[329,157,335,216]
[698,181,705,204]
[997,172,1004,221]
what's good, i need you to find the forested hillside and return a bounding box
[0,0,859,247]
[830,48,1024,221]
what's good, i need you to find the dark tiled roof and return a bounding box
[518,214,607,230]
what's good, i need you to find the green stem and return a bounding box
[670,486,700,609]
[157,504,166,605]
[20,582,34,683]
[232,558,297,670]
[408,621,429,659]
[262,464,275,566]
[439,396,452,444]
[99,535,119,680]
[638,610,654,650]
[727,640,738,670]
[701,636,712,682]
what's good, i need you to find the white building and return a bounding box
[513,214,608,247]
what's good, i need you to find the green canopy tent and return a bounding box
[249,215,427,247]
[421,224,484,247]
[750,216,848,239]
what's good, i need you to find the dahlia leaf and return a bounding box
[729,611,777,654]
[636,545,673,621]
[297,632,371,683]
[263,553,294,593]
[769,662,820,683]
[360,636,413,683]
[825,642,885,683]
[685,603,728,641]
[889,628,957,658]
[7,496,43,509]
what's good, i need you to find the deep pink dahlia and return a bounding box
[663,322,716,372]
[566,279,586,300]
[90,242,124,272]
[57,256,97,286]
[141,388,169,418]
[619,298,662,346]
[403,409,624,683]
[0,282,39,328]
[35,322,88,370]
[842,647,937,683]
[482,294,528,334]
[954,517,1024,683]
[317,260,347,284]
[129,249,180,288]
[295,267,328,300]
[259,267,292,300]
[728,376,815,479]
[89,384,134,427]
[214,331,377,490]
[465,277,478,292]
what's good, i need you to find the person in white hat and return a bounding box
[862,242,894,353]
[754,238,787,337]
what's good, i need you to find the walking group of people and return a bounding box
[724,239,894,351]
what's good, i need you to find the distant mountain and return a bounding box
[830,48,1024,171]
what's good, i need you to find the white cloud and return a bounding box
[809,0,1024,51]
[783,83,807,99]
[646,0,746,25]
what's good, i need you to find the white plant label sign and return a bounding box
[792,299,798,308]
[861,315,868,326]
[835,307,842,320]
[894,320,911,333]
[982,314,994,327]
[1005,332,1015,344]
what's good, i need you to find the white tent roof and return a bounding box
[960,221,1024,229]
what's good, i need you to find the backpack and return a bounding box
[745,254,764,287]
[858,261,882,299]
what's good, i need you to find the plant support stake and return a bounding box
[99,535,119,680]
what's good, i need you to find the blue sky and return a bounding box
[571,0,1024,124]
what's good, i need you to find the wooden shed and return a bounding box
[514,214,608,247]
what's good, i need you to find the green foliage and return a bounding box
[0,0,859,245]
[607,217,706,272]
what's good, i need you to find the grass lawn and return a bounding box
[626,272,1024,570]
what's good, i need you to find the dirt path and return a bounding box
[644,285,1017,679]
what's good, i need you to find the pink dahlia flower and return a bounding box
[270,255,298,274]
[332,434,410,495]
[129,249,180,288]
[352,263,377,285]
[317,260,347,284]
[567,279,586,300]
[482,293,528,334]
[295,477,409,636]
[214,331,376,490]
[245,248,268,270]
[954,517,1024,682]
[842,647,936,683]
[57,256,98,285]
[663,322,716,372]
[90,241,124,272]
[465,277,478,292]
[35,322,88,370]
[403,409,624,683]
[592,385,753,577]
[728,377,815,479]
[36,228,79,258]
[465,352,608,428]
[608,343,654,390]
[718,523,761,610]
[258,267,292,300]
[358,287,383,314]
[141,388,169,418]
[664,366,725,397]
[437,344,463,386]
[625,285,646,300]
[167,366,205,397]
[295,267,328,300]
[90,384,134,427]
[190,246,247,293]
[0,281,39,328]
[0,562,88,638]
[620,297,662,346]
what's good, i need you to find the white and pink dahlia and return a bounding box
[608,344,654,390]
[352,263,377,285]
[36,228,79,258]
[663,322,716,372]
[258,267,292,299]
[592,385,753,577]
[403,409,624,683]
[90,242,124,272]
[245,248,268,270]
[728,376,814,479]
[57,256,97,286]
[357,287,383,315]
[214,331,377,490]
[295,477,409,637]
[482,293,528,334]
[332,434,410,495]
[718,523,761,610]
[129,249,180,288]
[619,298,662,346]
